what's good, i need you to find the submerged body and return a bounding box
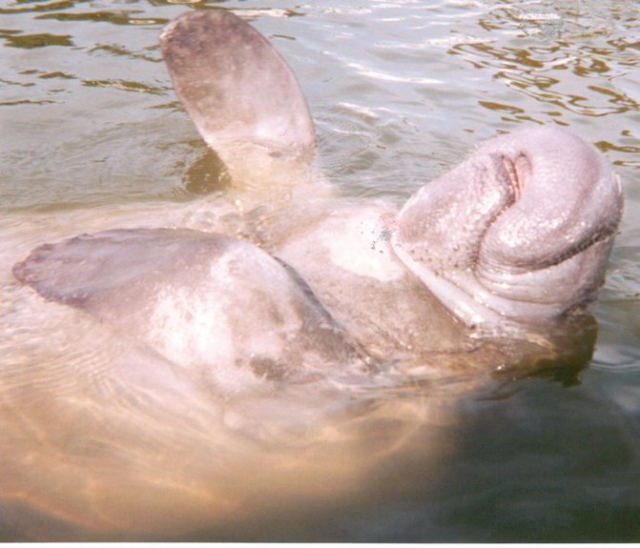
[2,9,624,541]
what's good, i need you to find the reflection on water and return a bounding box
[1,0,639,542]
[455,26,639,122]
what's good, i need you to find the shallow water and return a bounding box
[1,0,640,542]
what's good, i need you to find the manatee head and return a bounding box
[392,127,623,330]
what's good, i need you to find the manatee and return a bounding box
[13,10,624,392]
[2,10,627,540]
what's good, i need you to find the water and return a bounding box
[1,0,639,541]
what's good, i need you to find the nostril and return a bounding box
[501,153,531,202]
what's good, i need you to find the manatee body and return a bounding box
[13,11,623,393]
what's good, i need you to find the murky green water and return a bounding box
[1,0,639,542]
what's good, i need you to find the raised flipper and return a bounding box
[161,11,317,190]
[13,229,372,392]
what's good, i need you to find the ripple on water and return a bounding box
[0,0,639,542]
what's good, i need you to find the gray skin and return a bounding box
[13,11,624,393]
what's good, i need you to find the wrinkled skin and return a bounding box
[392,128,622,328]
[2,10,625,540]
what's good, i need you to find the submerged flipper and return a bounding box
[161,10,317,189]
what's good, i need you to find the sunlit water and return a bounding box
[1,0,639,542]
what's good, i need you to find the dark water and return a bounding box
[1,0,640,542]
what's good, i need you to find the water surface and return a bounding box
[1,0,639,541]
